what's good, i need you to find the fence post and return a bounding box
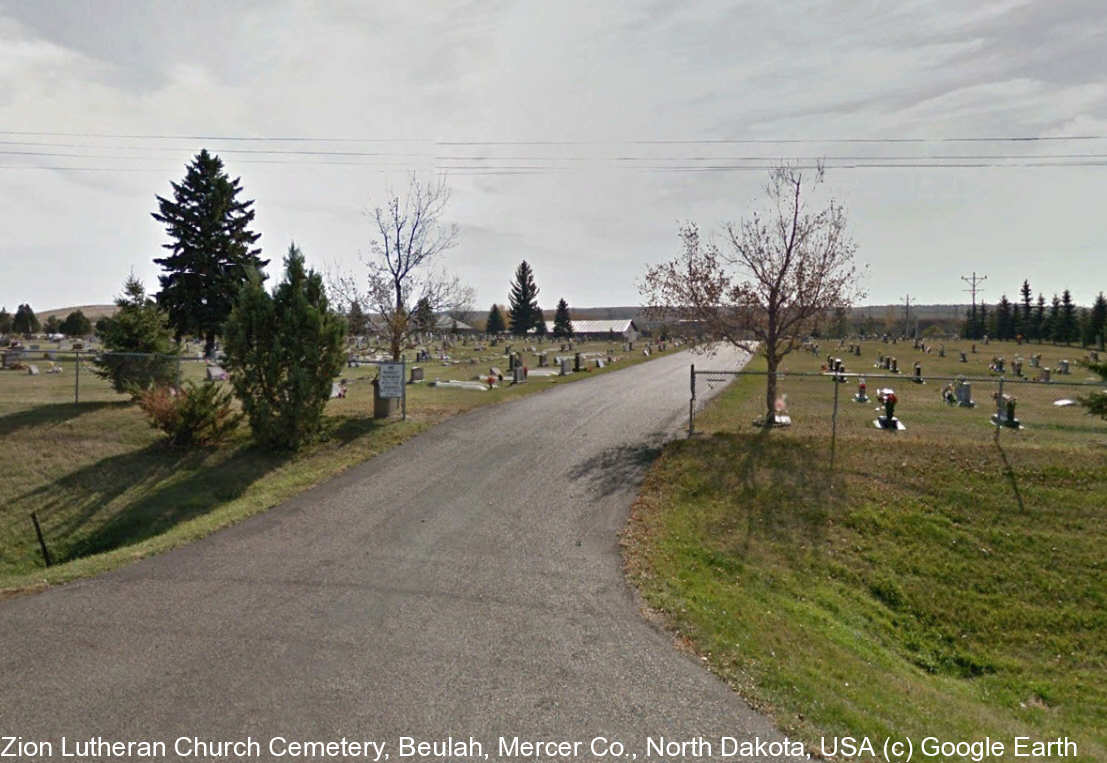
[74,350,79,404]
[31,512,52,567]
[830,373,840,474]
[688,364,696,437]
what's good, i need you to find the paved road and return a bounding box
[1,346,794,762]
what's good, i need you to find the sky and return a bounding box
[1,0,1106,314]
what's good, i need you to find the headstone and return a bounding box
[1059,359,1070,375]
[489,366,503,380]
[27,364,39,376]
[874,389,904,430]
[991,394,1021,429]
[890,357,899,373]
[955,382,975,408]
[1039,367,1051,383]
[854,380,868,402]
[574,353,582,372]
[1030,354,1040,368]
[1012,359,1023,377]
[560,358,571,376]
[206,365,228,381]
[538,352,548,367]
[912,362,923,383]
[409,366,424,383]
[959,351,967,363]
[512,366,527,384]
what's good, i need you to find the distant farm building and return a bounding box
[542,319,639,341]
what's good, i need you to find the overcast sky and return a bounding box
[2,0,1106,315]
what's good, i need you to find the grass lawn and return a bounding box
[0,335,675,594]
[623,338,1106,761]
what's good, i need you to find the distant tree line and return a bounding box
[962,279,1106,346]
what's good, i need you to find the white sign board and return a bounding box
[378,362,405,399]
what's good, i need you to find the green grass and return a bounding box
[623,339,1106,761]
[1,336,676,593]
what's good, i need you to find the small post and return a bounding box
[74,350,80,404]
[830,372,840,474]
[31,512,52,567]
[688,364,696,437]
[401,355,407,421]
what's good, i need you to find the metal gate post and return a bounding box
[688,364,696,437]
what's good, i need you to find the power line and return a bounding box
[961,272,988,315]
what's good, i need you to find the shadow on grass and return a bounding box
[326,414,387,446]
[699,427,836,553]
[0,401,131,437]
[566,431,669,498]
[9,438,289,566]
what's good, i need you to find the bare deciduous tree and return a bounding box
[641,165,865,425]
[332,174,469,360]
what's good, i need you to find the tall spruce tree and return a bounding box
[1058,289,1077,345]
[0,307,11,335]
[507,260,540,336]
[152,149,266,356]
[412,296,435,334]
[534,306,547,335]
[1034,294,1046,343]
[1046,294,1061,343]
[1019,279,1033,336]
[1086,292,1106,348]
[996,295,1014,340]
[347,300,369,336]
[552,298,573,338]
[486,304,506,334]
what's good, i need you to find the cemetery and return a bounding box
[625,335,1107,759]
[0,330,680,590]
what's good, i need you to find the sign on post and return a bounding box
[377,362,405,399]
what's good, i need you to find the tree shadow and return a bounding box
[0,401,131,437]
[567,431,669,498]
[717,428,836,553]
[326,414,387,446]
[8,439,289,565]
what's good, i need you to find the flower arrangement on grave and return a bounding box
[942,382,956,405]
[883,391,897,422]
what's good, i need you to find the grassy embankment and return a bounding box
[1,337,673,593]
[624,338,1106,760]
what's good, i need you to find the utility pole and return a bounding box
[901,294,912,337]
[961,272,987,317]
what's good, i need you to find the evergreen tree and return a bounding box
[534,307,547,336]
[412,296,435,334]
[152,149,266,356]
[1034,294,1046,343]
[486,304,506,334]
[1045,294,1061,343]
[60,310,92,337]
[224,244,346,450]
[552,298,574,338]
[93,276,177,396]
[0,307,10,335]
[995,295,1014,340]
[507,260,540,336]
[1078,359,1107,420]
[347,300,369,336]
[1019,279,1033,336]
[1058,289,1077,345]
[12,304,40,335]
[43,315,62,334]
[979,302,992,338]
[1086,292,1106,347]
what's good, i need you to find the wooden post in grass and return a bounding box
[830,373,840,474]
[688,364,696,437]
[30,512,52,567]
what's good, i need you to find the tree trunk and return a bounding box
[393,281,404,361]
[204,332,216,359]
[765,354,778,427]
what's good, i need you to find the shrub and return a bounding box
[94,275,178,397]
[223,244,346,450]
[138,381,241,447]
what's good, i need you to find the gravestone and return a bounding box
[1012,359,1023,377]
[206,365,228,381]
[409,366,424,383]
[1059,359,1070,375]
[1039,367,1051,383]
[890,357,899,373]
[912,362,923,383]
[538,352,548,367]
[512,366,527,384]
[991,394,1022,429]
[560,358,571,376]
[1030,354,1040,368]
[27,364,39,376]
[873,389,904,430]
[574,353,582,372]
[489,366,503,380]
[853,380,869,402]
[959,351,967,363]
[955,381,975,408]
